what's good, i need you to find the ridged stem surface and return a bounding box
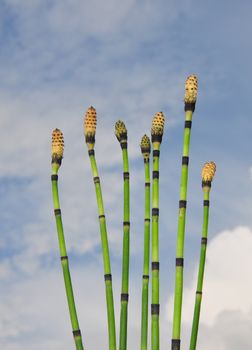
[88,152,116,350]
[172,110,193,350]
[119,146,130,350]
[151,143,161,350]
[141,159,151,350]
[189,189,210,350]
[51,169,84,350]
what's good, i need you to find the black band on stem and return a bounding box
[54,208,61,216]
[141,146,150,155]
[184,102,196,112]
[123,172,130,180]
[120,142,128,149]
[201,237,208,245]
[153,171,159,179]
[93,176,100,184]
[104,274,112,281]
[51,174,58,181]
[182,156,189,165]
[196,291,203,295]
[144,158,150,163]
[145,182,150,187]
[121,293,129,301]
[152,208,159,216]
[151,304,160,315]
[99,215,105,219]
[51,156,62,166]
[123,221,130,227]
[171,339,181,350]
[143,274,149,279]
[118,133,127,142]
[61,255,68,261]
[152,261,160,270]
[73,330,81,337]
[88,149,95,156]
[179,200,187,208]
[144,218,151,222]
[151,134,162,143]
[184,120,192,129]
[176,258,184,267]
[153,150,160,157]
[85,135,95,144]
[204,200,210,207]
[202,180,211,188]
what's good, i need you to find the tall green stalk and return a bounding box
[172,75,198,350]
[115,121,130,350]
[140,135,151,350]
[51,129,84,350]
[150,112,165,350]
[84,107,116,350]
[189,162,216,350]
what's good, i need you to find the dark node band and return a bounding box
[153,171,159,179]
[153,150,160,157]
[184,120,192,129]
[202,180,211,188]
[51,174,58,181]
[85,135,95,144]
[176,258,184,267]
[120,141,128,149]
[88,149,95,156]
[196,291,203,295]
[152,208,159,216]
[143,274,149,279]
[179,200,187,208]
[54,208,61,216]
[73,330,81,337]
[151,134,162,143]
[121,293,129,301]
[144,158,150,163]
[171,339,181,350]
[152,261,160,270]
[93,176,100,184]
[51,155,62,165]
[123,221,130,227]
[201,237,208,245]
[145,182,150,187]
[99,214,105,219]
[141,146,150,154]
[151,304,160,315]
[123,172,130,180]
[204,200,210,207]
[184,102,196,112]
[118,132,127,142]
[61,255,68,261]
[144,218,151,222]
[182,156,189,165]
[104,274,112,281]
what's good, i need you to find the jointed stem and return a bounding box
[88,151,116,350]
[189,189,210,350]
[141,158,151,350]
[51,167,84,350]
[172,110,193,350]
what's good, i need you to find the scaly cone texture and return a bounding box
[84,107,116,350]
[140,134,151,350]
[189,162,216,350]
[115,120,130,350]
[84,106,97,150]
[171,75,198,350]
[151,112,165,350]
[51,129,84,350]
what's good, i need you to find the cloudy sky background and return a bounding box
[0,0,252,349]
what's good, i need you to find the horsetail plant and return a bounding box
[51,129,84,350]
[83,107,116,350]
[140,135,151,350]
[171,75,198,350]
[115,120,130,350]
[189,161,216,350]
[151,112,165,350]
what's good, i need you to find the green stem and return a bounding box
[88,151,116,350]
[172,110,193,350]
[151,143,161,350]
[51,167,84,350]
[119,145,130,350]
[189,189,210,350]
[141,159,151,350]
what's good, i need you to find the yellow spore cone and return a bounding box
[202,161,216,182]
[51,128,64,165]
[140,134,151,160]
[184,75,198,104]
[84,106,97,149]
[115,120,127,142]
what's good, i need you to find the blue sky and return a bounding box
[0,1,252,349]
